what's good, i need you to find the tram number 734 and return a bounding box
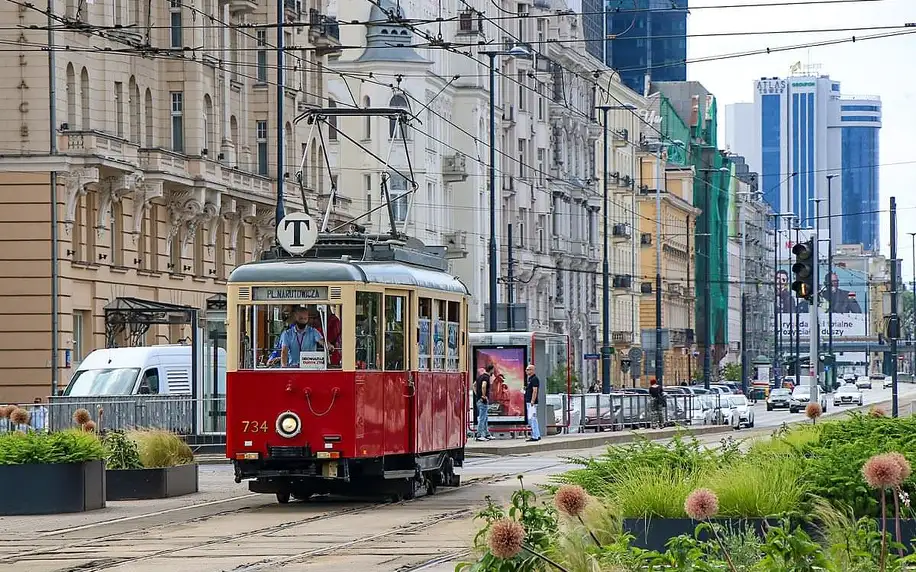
[241,421,269,433]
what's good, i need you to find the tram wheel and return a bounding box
[276,491,291,504]
[426,478,437,496]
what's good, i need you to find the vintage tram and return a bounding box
[226,229,470,502]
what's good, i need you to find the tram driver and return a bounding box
[279,306,326,368]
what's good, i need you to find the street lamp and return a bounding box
[735,190,761,395]
[596,103,635,393]
[483,45,532,332]
[698,166,728,389]
[825,173,838,387]
[770,211,795,383]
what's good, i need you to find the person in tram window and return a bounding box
[280,306,324,368]
[311,307,342,367]
[266,306,296,367]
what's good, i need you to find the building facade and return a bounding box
[636,151,698,385]
[0,0,333,401]
[840,97,881,252]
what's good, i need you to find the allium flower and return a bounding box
[487,519,525,560]
[886,452,912,481]
[870,406,887,418]
[805,402,823,420]
[0,405,13,419]
[685,488,719,520]
[554,484,589,517]
[82,420,97,432]
[10,408,29,425]
[863,453,904,489]
[73,408,91,425]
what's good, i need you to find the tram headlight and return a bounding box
[276,411,301,438]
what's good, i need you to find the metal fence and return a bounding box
[546,392,733,433]
[31,396,228,435]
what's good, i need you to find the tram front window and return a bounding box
[237,303,343,370]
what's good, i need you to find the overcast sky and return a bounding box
[687,0,915,272]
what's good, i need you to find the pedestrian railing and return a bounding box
[38,396,227,435]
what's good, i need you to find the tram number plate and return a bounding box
[323,461,338,478]
[242,421,269,433]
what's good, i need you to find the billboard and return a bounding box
[473,346,527,422]
[776,263,867,341]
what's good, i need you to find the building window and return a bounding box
[169,0,182,48]
[518,138,526,178]
[114,82,124,137]
[214,218,226,279]
[256,120,268,175]
[129,77,140,144]
[194,226,205,277]
[363,96,371,138]
[365,173,372,213]
[388,172,409,222]
[170,91,184,152]
[110,201,123,266]
[517,71,525,111]
[72,311,89,365]
[328,99,338,141]
[80,67,90,130]
[388,94,409,139]
[144,88,154,147]
[256,30,267,83]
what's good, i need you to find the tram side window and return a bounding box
[433,300,446,370]
[385,295,407,371]
[356,292,381,370]
[417,297,432,371]
[237,304,343,370]
[447,301,460,372]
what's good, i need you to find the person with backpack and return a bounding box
[474,365,494,441]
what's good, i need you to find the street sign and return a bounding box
[584,353,600,360]
[276,212,318,255]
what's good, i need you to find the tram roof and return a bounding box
[228,259,469,295]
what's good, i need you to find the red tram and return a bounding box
[226,233,470,502]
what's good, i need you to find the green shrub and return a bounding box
[127,429,194,468]
[0,429,105,465]
[102,430,143,470]
[612,466,701,519]
[709,454,807,517]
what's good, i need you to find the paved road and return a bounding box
[1,385,911,572]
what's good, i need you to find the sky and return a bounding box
[686,0,916,274]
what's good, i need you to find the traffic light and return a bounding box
[791,239,815,301]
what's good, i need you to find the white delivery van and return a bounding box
[63,345,227,397]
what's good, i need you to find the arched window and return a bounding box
[388,94,408,139]
[363,96,371,139]
[327,99,337,141]
[129,77,140,144]
[144,88,153,147]
[230,115,239,160]
[65,64,75,128]
[80,67,90,130]
[203,95,214,155]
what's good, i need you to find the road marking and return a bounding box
[36,493,260,537]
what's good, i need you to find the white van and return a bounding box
[63,345,226,397]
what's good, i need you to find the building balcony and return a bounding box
[612,274,632,292]
[667,283,684,296]
[60,130,139,169]
[611,223,632,241]
[501,104,516,128]
[612,331,633,345]
[442,230,469,259]
[285,0,300,19]
[229,0,258,14]
[308,9,341,51]
[442,153,468,183]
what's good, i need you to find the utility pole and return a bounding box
[772,213,780,382]
[826,174,837,387]
[909,232,916,376]
[487,52,498,332]
[890,196,900,416]
[738,194,748,395]
[599,106,612,393]
[702,168,712,389]
[275,0,286,227]
[687,214,692,383]
[794,222,801,388]
[507,223,515,331]
[654,148,664,390]
[810,199,822,405]
[48,0,59,396]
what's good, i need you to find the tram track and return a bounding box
[12,460,571,571]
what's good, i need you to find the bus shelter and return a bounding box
[468,331,570,437]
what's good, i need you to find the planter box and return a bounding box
[623,518,916,553]
[106,463,199,500]
[0,460,106,515]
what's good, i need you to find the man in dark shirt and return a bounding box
[648,378,666,428]
[524,364,541,442]
[474,365,494,441]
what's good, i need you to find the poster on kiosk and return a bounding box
[473,346,528,423]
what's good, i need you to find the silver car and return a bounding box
[834,383,864,407]
[789,386,829,414]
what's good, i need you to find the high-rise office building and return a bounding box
[588,0,687,95]
[840,97,882,252]
[724,73,843,239]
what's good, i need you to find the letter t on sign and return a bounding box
[276,212,319,255]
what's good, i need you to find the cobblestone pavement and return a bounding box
[1,386,912,572]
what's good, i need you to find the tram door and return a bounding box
[383,290,415,454]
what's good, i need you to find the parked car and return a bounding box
[728,395,755,429]
[884,376,893,389]
[766,387,792,411]
[833,383,864,407]
[789,386,829,414]
[856,376,873,390]
[686,395,720,425]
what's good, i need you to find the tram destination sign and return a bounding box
[252,286,328,301]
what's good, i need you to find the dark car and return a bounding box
[766,387,792,411]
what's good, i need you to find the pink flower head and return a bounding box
[554,484,589,517]
[82,420,97,433]
[863,453,904,489]
[685,488,719,520]
[487,519,526,560]
[9,408,29,425]
[886,452,912,482]
[805,402,823,420]
[870,406,887,418]
[73,408,91,425]
[0,405,13,419]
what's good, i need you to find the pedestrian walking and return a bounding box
[30,398,48,431]
[524,364,541,442]
[648,378,667,428]
[474,365,494,441]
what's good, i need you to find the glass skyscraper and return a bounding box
[840,99,881,252]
